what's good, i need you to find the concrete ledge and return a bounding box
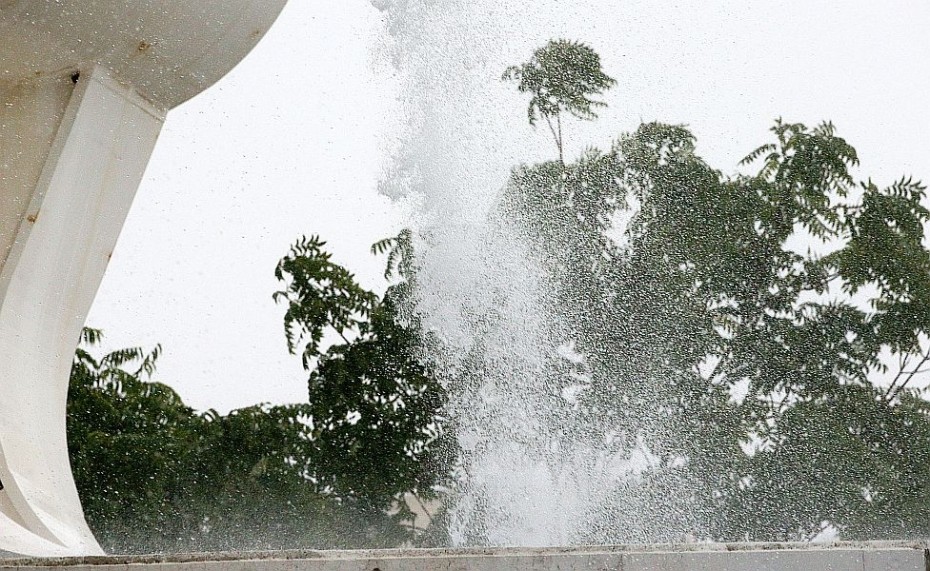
[1,542,928,570]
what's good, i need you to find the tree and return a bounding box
[70,39,930,547]
[274,233,452,526]
[69,232,447,552]
[68,328,415,553]
[502,87,930,539]
[503,39,615,163]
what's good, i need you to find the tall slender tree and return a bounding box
[504,39,615,164]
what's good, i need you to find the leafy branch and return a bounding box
[274,235,378,369]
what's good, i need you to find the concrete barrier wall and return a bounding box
[1,543,927,570]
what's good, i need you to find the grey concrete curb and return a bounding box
[2,541,928,570]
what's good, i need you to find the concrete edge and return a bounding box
[2,541,928,567]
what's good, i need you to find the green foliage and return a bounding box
[504,39,615,125]
[275,231,451,516]
[274,235,378,368]
[70,37,930,547]
[68,333,196,547]
[68,330,415,553]
[304,295,448,506]
[71,229,448,552]
[504,39,615,162]
[503,114,930,541]
[371,228,415,281]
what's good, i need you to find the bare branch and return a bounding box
[885,344,930,402]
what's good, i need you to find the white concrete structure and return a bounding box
[0,1,287,557]
[1,543,928,570]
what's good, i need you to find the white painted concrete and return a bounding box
[0,0,286,557]
[0,543,926,571]
[0,66,164,558]
[0,1,286,110]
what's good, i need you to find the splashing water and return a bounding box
[372,0,669,546]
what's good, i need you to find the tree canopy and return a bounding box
[66,38,930,549]
[273,233,450,511]
[502,115,930,541]
[503,39,615,163]
[68,234,448,552]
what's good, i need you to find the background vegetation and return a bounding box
[68,39,930,550]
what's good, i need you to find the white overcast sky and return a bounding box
[86,1,930,413]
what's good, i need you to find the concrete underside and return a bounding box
[1,542,928,570]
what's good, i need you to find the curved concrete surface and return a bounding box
[0,0,285,110]
[0,0,287,557]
